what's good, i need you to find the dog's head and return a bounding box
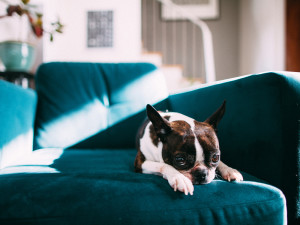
[146,101,226,184]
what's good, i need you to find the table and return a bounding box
[0,71,35,89]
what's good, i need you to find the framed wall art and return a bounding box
[87,10,114,48]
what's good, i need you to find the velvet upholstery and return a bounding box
[0,149,286,225]
[168,72,300,224]
[0,80,37,169]
[34,62,168,149]
[0,62,298,224]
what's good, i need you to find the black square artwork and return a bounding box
[87,11,113,48]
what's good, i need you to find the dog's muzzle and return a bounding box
[191,168,209,184]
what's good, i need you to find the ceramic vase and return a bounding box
[0,41,35,72]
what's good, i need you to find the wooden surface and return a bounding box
[286,0,300,71]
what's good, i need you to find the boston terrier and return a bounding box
[134,101,243,195]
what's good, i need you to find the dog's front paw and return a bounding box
[218,164,243,182]
[165,173,194,195]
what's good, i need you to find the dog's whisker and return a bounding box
[214,173,223,180]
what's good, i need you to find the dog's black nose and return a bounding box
[192,169,208,184]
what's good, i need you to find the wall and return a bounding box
[0,0,141,69]
[142,0,240,81]
[143,0,286,80]
[206,0,240,80]
[43,0,141,62]
[0,0,285,78]
[239,0,285,75]
[0,1,32,42]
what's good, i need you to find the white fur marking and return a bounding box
[140,123,163,162]
[163,112,204,164]
[194,133,204,163]
[142,160,194,195]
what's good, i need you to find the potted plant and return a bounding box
[0,0,63,72]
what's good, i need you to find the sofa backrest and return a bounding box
[34,62,169,149]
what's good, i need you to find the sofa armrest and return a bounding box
[0,81,37,169]
[168,72,300,222]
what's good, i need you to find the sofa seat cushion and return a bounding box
[0,149,286,225]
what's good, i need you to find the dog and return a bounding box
[134,101,243,195]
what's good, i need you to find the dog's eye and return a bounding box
[212,154,220,163]
[175,155,186,166]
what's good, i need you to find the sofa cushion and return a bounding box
[34,62,168,149]
[0,80,37,169]
[0,149,286,225]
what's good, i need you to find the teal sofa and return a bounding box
[0,62,299,225]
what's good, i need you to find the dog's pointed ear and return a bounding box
[204,101,226,131]
[146,104,171,141]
